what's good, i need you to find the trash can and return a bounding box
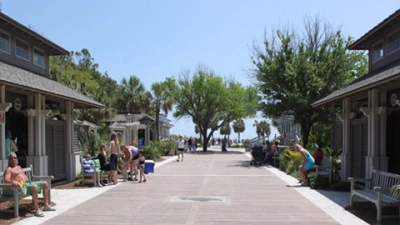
[144,160,155,174]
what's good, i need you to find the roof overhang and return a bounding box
[348,9,400,50]
[312,63,400,107]
[0,61,104,109]
[0,12,69,56]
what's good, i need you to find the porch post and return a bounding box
[378,91,388,171]
[0,84,12,171]
[340,97,351,181]
[62,101,77,181]
[365,88,379,178]
[145,124,150,145]
[26,93,50,176]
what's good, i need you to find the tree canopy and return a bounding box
[173,66,259,151]
[251,16,368,146]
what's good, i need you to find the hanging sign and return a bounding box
[0,112,4,124]
[14,98,22,111]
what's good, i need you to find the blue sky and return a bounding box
[2,0,399,140]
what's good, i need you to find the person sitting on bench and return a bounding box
[3,152,55,217]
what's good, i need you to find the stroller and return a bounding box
[250,145,265,166]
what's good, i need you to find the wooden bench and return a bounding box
[309,156,333,183]
[348,169,400,222]
[0,165,54,218]
[81,157,99,186]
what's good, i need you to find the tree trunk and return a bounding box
[202,130,209,151]
[300,122,312,148]
[238,132,241,143]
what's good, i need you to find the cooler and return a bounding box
[144,160,155,174]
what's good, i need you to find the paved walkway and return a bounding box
[15,147,367,225]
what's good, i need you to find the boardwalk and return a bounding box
[17,147,367,225]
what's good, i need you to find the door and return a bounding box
[46,120,66,182]
[350,118,368,178]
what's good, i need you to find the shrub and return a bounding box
[310,176,330,190]
[330,181,350,192]
[279,148,302,174]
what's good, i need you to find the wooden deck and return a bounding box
[42,147,339,225]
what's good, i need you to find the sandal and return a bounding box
[139,180,142,183]
[42,207,56,212]
[143,179,147,183]
[34,212,45,217]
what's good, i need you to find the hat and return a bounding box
[314,143,319,149]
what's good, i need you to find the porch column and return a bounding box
[125,114,133,145]
[340,97,351,181]
[61,101,78,181]
[145,125,150,145]
[26,93,50,176]
[365,88,380,178]
[0,84,12,170]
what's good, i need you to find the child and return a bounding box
[83,154,102,187]
[138,150,147,183]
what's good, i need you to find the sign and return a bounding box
[0,112,4,124]
[14,98,22,111]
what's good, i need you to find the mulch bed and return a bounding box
[0,199,56,225]
[345,202,399,225]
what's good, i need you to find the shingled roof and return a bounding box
[312,59,400,107]
[0,61,104,108]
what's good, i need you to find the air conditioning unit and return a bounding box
[390,93,400,106]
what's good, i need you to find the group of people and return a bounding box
[82,132,147,186]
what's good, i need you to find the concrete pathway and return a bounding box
[15,147,367,225]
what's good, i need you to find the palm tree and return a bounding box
[149,79,175,141]
[117,76,147,113]
[258,120,271,141]
[232,119,245,143]
[253,120,262,137]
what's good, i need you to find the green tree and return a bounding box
[251,16,368,146]
[117,76,147,113]
[253,120,262,137]
[173,66,259,151]
[258,120,271,141]
[149,78,176,141]
[232,119,245,142]
[219,122,231,138]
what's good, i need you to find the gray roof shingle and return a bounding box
[0,61,104,108]
[312,60,400,107]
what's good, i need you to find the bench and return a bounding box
[310,156,333,183]
[81,157,99,186]
[348,169,400,222]
[0,165,54,218]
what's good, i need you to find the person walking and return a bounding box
[176,135,185,162]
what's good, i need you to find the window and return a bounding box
[372,42,383,62]
[0,32,10,53]
[15,39,30,60]
[387,31,400,54]
[33,48,45,67]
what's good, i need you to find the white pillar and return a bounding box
[0,84,12,170]
[365,88,379,178]
[26,93,50,176]
[61,101,77,181]
[145,125,150,145]
[340,98,351,181]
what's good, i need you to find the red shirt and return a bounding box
[313,150,324,166]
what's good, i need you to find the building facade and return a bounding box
[313,9,400,180]
[0,12,103,183]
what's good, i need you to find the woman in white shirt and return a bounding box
[176,135,185,162]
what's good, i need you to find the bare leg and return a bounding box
[41,182,51,209]
[31,184,40,214]
[133,160,139,180]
